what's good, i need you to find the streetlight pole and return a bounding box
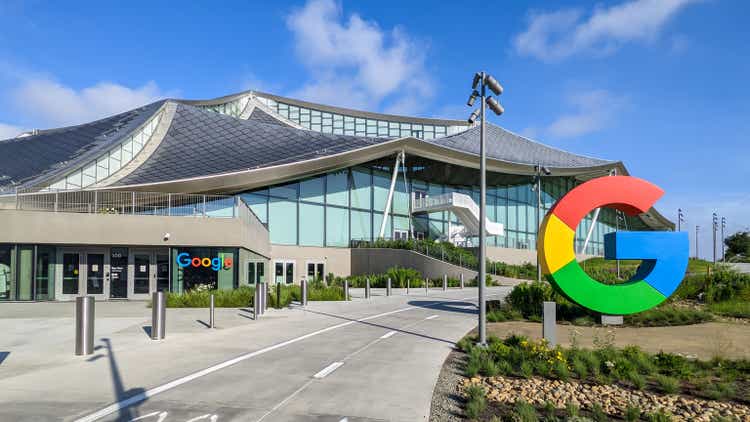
[466,71,504,347]
[695,225,700,259]
[721,217,726,262]
[478,72,487,347]
[712,213,718,264]
[677,208,684,232]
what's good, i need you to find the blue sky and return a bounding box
[0,0,747,259]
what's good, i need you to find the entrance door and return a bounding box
[58,250,82,300]
[109,247,128,299]
[248,261,265,285]
[274,261,294,284]
[132,253,152,298]
[84,250,108,299]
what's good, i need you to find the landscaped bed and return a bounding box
[450,334,750,421]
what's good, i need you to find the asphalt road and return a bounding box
[0,287,510,422]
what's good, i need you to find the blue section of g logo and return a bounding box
[604,231,690,298]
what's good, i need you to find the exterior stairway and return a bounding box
[412,192,504,236]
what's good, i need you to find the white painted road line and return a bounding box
[313,362,344,379]
[75,292,489,422]
[380,330,397,339]
[426,315,439,320]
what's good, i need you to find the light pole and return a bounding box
[677,208,684,232]
[712,213,718,264]
[695,225,700,259]
[467,71,504,346]
[533,165,551,283]
[721,217,726,262]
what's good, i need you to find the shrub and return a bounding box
[654,352,693,378]
[565,402,579,418]
[624,405,642,422]
[627,370,646,390]
[513,400,539,422]
[571,357,589,380]
[268,285,296,308]
[653,374,680,394]
[625,306,713,327]
[480,357,499,377]
[591,403,607,422]
[464,384,486,419]
[700,382,736,401]
[163,285,255,308]
[553,360,570,381]
[646,410,673,422]
[708,300,750,318]
[519,361,534,378]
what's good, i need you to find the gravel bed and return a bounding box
[429,348,467,421]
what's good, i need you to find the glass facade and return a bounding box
[197,96,250,118]
[47,110,164,191]
[0,245,56,301]
[240,159,645,255]
[170,247,238,294]
[254,96,467,139]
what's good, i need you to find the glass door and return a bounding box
[156,254,169,291]
[274,261,294,284]
[133,254,151,296]
[306,262,325,282]
[58,250,82,300]
[85,252,107,298]
[109,248,128,299]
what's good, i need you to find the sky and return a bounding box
[0,0,747,260]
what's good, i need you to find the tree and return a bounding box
[724,231,750,262]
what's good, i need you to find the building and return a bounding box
[0,90,673,301]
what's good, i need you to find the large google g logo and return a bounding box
[538,176,689,315]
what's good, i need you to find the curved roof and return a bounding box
[0,100,165,190]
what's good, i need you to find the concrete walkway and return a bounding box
[0,287,510,421]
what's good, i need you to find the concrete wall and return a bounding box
[485,246,537,265]
[351,248,478,280]
[0,210,270,257]
[270,245,351,283]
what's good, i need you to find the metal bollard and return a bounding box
[386,278,392,296]
[443,274,448,291]
[276,282,282,309]
[75,296,95,356]
[254,284,261,319]
[407,279,410,295]
[262,282,267,314]
[543,301,556,346]
[344,280,349,301]
[365,278,371,299]
[425,278,429,296]
[460,273,464,289]
[151,291,166,340]
[209,294,215,328]
[301,279,308,306]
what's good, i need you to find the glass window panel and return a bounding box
[270,182,298,200]
[351,210,372,241]
[299,203,324,246]
[96,156,109,181]
[121,139,133,162]
[300,176,324,203]
[393,215,409,232]
[109,147,122,173]
[82,162,97,187]
[351,169,371,209]
[241,193,268,224]
[326,170,349,207]
[269,198,297,245]
[373,212,391,239]
[66,171,82,189]
[373,171,391,211]
[326,206,349,246]
[393,175,409,215]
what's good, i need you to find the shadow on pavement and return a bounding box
[100,338,148,421]
[141,326,152,338]
[0,352,9,365]
[407,300,478,315]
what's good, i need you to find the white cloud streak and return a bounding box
[0,123,24,140]
[545,89,627,139]
[12,79,167,128]
[514,0,700,62]
[286,0,432,114]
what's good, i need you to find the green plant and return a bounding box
[591,403,607,422]
[708,300,750,318]
[700,382,737,401]
[519,361,534,378]
[571,357,589,380]
[654,352,693,378]
[646,410,673,422]
[480,357,499,377]
[624,405,642,422]
[513,400,539,422]
[627,370,646,390]
[162,285,255,308]
[553,360,570,381]
[653,374,680,394]
[464,384,486,419]
[625,306,713,327]
[565,402,579,418]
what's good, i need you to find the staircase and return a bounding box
[412,192,504,237]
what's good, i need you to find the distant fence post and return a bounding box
[209,294,215,328]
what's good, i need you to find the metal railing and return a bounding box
[7,189,243,219]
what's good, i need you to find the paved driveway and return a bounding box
[0,287,510,422]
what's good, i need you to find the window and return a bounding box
[269,198,297,245]
[326,206,349,246]
[306,262,325,281]
[394,229,409,240]
[326,171,349,207]
[299,203,324,246]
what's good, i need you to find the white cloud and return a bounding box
[0,123,24,140]
[545,89,626,139]
[13,78,167,127]
[286,0,432,113]
[514,0,700,62]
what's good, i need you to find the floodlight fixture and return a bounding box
[467,90,479,107]
[486,96,504,115]
[485,74,503,96]
[468,109,481,124]
[472,72,482,90]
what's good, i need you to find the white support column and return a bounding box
[581,207,600,254]
[378,151,404,239]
